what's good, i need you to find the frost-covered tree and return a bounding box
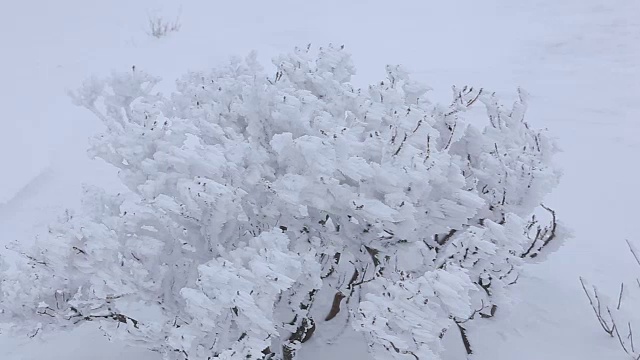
[0,45,564,360]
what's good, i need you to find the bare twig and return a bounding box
[455,321,473,355]
[627,239,640,267]
[387,341,419,360]
[393,133,408,156]
[612,316,639,359]
[521,204,557,258]
[443,121,457,150]
[325,292,346,321]
[629,322,635,353]
[466,88,483,107]
[579,277,615,337]
[618,283,625,310]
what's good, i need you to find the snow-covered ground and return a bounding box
[1,0,638,358]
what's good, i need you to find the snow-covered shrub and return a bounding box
[0,45,563,360]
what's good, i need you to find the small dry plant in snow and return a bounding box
[148,15,181,38]
[581,239,640,360]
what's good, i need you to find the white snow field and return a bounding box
[1,0,638,359]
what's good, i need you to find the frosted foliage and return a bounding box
[0,46,562,359]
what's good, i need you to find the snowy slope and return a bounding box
[466,1,640,359]
[1,0,638,359]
